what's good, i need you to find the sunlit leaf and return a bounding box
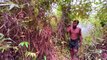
[25,51,36,58]
[0,1,19,10]
[34,7,39,17]
[0,44,11,53]
[0,33,4,40]
[19,41,29,48]
[13,46,18,52]
[44,55,46,60]
[25,42,29,48]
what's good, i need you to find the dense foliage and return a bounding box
[0,0,107,60]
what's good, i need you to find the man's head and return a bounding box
[72,20,79,29]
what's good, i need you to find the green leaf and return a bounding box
[19,41,29,48]
[19,42,25,47]
[44,55,46,60]
[25,42,29,48]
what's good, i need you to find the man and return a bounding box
[67,20,83,59]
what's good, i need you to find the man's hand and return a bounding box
[79,41,82,46]
[79,28,83,46]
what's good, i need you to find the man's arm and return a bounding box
[67,26,71,32]
[79,28,83,44]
